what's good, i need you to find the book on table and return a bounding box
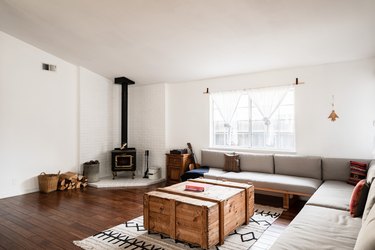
[184,183,210,192]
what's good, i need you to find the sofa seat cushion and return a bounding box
[306,180,354,211]
[270,205,362,250]
[218,171,322,195]
[203,168,228,179]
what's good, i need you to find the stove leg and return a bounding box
[112,172,117,180]
[132,171,135,179]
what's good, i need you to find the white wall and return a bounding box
[0,31,79,198]
[128,83,167,178]
[1,28,374,199]
[79,67,120,178]
[294,60,375,158]
[166,58,375,161]
[0,31,120,199]
[165,82,210,158]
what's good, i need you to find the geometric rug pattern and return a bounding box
[73,204,283,250]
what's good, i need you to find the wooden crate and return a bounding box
[190,178,255,223]
[157,180,254,245]
[144,191,219,249]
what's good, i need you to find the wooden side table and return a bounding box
[166,153,191,185]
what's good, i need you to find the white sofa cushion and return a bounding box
[306,180,354,211]
[274,154,322,180]
[270,205,362,250]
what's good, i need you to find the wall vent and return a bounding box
[42,63,56,71]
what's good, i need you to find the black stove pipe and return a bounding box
[114,77,135,147]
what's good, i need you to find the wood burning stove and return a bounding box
[112,77,136,179]
[111,148,136,179]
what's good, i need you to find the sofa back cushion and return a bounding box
[355,202,375,250]
[274,154,322,179]
[238,152,274,173]
[367,160,375,184]
[363,180,375,223]
[322,158,372,181]
[322,158,351,181]
[201,149,227,169]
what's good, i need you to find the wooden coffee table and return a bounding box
[143,179,254,249]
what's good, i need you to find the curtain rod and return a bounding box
[203,78,304,94]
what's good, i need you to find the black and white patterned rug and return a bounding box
[74,204,283,250]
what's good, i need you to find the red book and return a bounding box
[185,183,209,192]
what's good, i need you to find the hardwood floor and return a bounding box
[0,183,304,250]
[251,194,305,250]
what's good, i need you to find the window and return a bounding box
[211,86,295,151]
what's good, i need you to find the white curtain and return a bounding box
[248,86,292,146]
[211,90,243,146]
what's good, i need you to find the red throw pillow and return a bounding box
[347,161,368,186]
[349,179,370,217]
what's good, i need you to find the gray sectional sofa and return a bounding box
[201,149,359,209]
[197,149,375,250]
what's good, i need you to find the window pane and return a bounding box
[252,107,263,120]
[211,88,295,151]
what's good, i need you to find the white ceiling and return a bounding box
[1,0,375,84]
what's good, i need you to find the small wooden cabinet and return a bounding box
[166,154,191,185]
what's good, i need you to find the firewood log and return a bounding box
[60,172,78,181]
[57,172,88,191]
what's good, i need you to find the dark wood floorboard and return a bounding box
[0,183,304,249]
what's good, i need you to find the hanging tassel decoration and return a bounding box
[328,95,339,122]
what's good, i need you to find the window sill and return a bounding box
[208,146,296,155]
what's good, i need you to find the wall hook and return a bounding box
[294,78,305,85]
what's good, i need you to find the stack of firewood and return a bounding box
[58,172,88,191]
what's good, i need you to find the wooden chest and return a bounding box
[189,178,255,223]
[157,180,254,245]
[166,154,191,185]
[143,191,219,249]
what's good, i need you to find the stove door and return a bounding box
[115,154,133,169]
